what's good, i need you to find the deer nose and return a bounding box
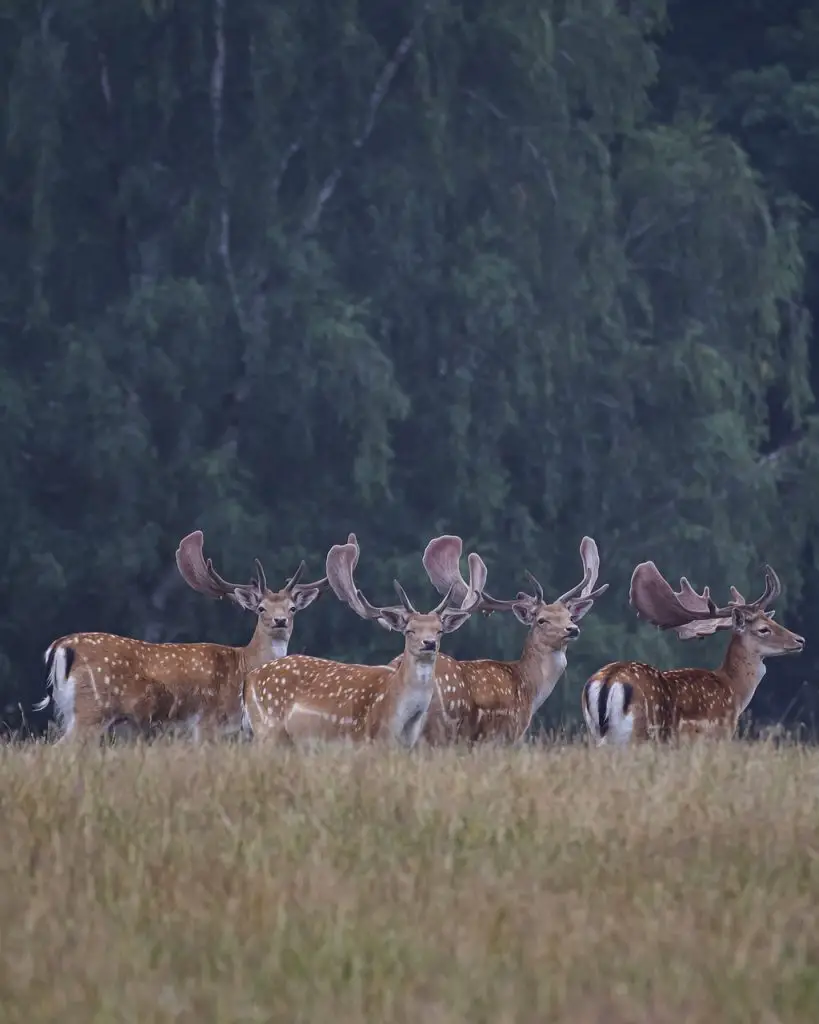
[421,638,437,652]
[565,624,580,638]
[273,618,288,629]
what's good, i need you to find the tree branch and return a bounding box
[211,0,248,335]
[301,5,432,236]
[462,88,559,204]
[272,137,303,195]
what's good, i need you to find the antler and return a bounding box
[325,535,414,625]
[175,531,263,602]
[423,534,609,618]
[630,560,782,640]
[176,530,329,604]
[328,534,463,629]
[423,536,502,613]
[744,564,781,613]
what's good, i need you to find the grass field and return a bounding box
[1,739,818,1023]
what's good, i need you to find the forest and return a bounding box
[2,0,819,735]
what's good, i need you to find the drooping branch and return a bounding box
[462,88,559,204]
[301,4,432,236]
[211,0,248,335]
[272,137,303,196]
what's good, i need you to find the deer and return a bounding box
[389,533,609,744]
[582,560,805,745]
[39,530,329,743]
[241,534,479,747]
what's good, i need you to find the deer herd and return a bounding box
[39,529,805,749]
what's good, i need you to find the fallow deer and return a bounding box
[393,534,609,744]
[582,560,805,744]
[40,530,329,742]
[241,534,479,747]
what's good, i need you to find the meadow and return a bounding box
[1,739,818,1023]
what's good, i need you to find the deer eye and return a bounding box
[757,626,772,636]
[537,617,547,626]
[289,606,296,614]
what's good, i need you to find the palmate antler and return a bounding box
[629,560,782,640]
[423,534,609,620]
[325,533,471,632]
[175,530,329,603]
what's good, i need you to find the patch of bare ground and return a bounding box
[1,739,818,1023]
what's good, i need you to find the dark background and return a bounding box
[2,0,819,736]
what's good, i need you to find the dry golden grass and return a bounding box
[1,740,818,1023]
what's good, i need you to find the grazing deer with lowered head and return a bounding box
[241,534,479,747]
[582,560,804,745]
[40,530,328,742]
[392,534,608,744]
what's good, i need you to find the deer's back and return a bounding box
[58,633,240,692]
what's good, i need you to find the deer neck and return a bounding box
[517,632,569,714]
[381,648,439,745]
[243,619,288,673]
[719,633,766,714]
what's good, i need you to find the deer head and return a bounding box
[175,530,329,647]
[629,561,805,657]
[422,535,609,651]
[325,534,477,660]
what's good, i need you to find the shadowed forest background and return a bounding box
[2,0,819,736]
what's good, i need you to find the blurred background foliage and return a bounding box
[2,0,819,733]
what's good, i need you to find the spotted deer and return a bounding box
[40,530,329,742]
[582,560,805,745]
[241,534,479,747]
[391,534,609,744]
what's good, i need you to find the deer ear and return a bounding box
[292,587,322,612]
[731,607,747,633]
[512,602,535,627]
[569,597,595,622]
[376,608,410,633]
[232,588,263,612]
[441,610,472,634]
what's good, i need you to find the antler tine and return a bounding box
[745,563,781,612]
[432,583,457,615]
[284,561,305,592]
[461,552,488,611]
[254,558,268,594]
[175,530,257,600]
[523,570,544,603]
[393,580,418,614]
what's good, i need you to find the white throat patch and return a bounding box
[271,640,288,660]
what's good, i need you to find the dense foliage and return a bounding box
[2,0,818,733]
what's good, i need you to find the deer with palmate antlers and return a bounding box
[241,534,479,747]
[582,560,805,745]
[389,534,609,744]
[40,530,329,742]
